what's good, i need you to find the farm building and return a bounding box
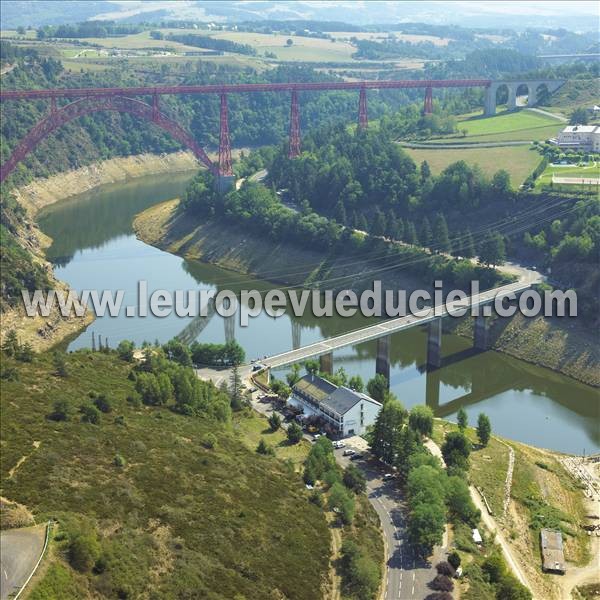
[540,528,566,574]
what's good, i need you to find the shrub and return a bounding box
[268,412,281,431]
[126,393,141,408]
[287,422,303,444]
[429,574,454,592]
[409,405,434,437]
[113,454,125,467]
[69,532,100,572]
[256,439,274,455]
[202,433,217,449]
[329,482,355,525]
[441,431,471,471]
[447,551,461,570]
[340,540,380,600]
[436,561,455,577]
[80,404,100,425]
[48,400,69,421]
[343,463,366,494]
[309,491,323,507]
[117,340,135,362]
[93,394,112,413]
[53,352,68,377]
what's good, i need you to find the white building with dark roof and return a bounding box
[553,125,600,151]
[289,374,382,437]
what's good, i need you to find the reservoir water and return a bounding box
[38,173,599,454]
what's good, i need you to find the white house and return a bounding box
[552,125,600,152]
[289,374,382,438]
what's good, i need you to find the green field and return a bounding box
[423,109,564,144]
[209,31,357,61]
[1,350,330,599]
[536,161,599,188]
[403,144,543,185]
[459,109,563,142]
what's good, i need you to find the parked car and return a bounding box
[350,453,363,461]
[334,441,346,449]
[343,449,355,456]
[383,473,394,480]
[313,434,321,440]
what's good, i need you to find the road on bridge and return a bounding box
[260,279,537,371]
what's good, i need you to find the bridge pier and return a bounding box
[508,84,518,110]
[473,315,489,351]
[375,335,391,386]
[425,369,441,412]
[484,86,496,116]
[319,352,333,375]
[527,86,538,107]
[423,86,433,115]
[426,318,442,370]
[288,90,301,158]
[358,86,368,129]
[218,93,233,177]
[292,320,302,350]
[224,313,235,344]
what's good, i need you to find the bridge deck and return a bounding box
[0,79,492,101]
[262,281,532,370]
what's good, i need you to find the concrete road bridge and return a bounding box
[259,279,537,384]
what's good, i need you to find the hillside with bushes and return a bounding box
[0,346,330,598]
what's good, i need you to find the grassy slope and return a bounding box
[1,351,330,599]
[422,109,563,144]
[544,78,600,117]
[458,109,562,136]
[133,198,426,294]
[434,420,591,600]
[403,145,542,185]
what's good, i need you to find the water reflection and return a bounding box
[38,175,600,454]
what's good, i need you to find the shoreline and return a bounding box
[134,198,600,388]
[4,151,200,350]
[7,153,600,387]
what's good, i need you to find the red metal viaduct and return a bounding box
[1,78,545,183]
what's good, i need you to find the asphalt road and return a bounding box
[0,525,46,600]
[242,384,445,599]
[335,449,444,600]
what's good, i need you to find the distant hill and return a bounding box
[1,0,598,32]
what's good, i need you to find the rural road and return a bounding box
[0,524,46,600]
[240,384,442,600]
[335,449,443,600]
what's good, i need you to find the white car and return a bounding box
[343,449,355,456]
[334,441,346,449]
[383,473,394,480]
